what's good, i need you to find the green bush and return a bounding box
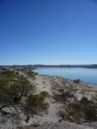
[26,71,33,77]
[40,91,49,97]
[53,86,74,102]
[0,71,34,108]
[84,106,97,121]
[43,81,45,84]
[25,93,49,112]
[0,69,16,79]
[26,71,38,78]
[0,79,12,105]
[92,93,97,102]
[67,100,85,123]
[67,97,97,123]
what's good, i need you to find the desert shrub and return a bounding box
[0,79,12,105]
[67,100,85,123]
[32,72,38,75]
[16,76,35,96]
[67,97,97,123]
[43,81,45,84]
[80,96,89,105]
[40,91,49,97]
[0,69,15,79]
[26,71,33,77]
[53,85,74,102]
[26,71,38,78]
[25,93,49,112]
[0,71,34,108]
[69,101,81,111]
[92,93,97,102]
[80,97,97,121]
[84,105,97,121]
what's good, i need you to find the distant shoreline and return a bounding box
[1,64,97,69]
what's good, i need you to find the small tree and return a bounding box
[0,74,34,109]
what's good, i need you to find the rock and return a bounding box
[28,115,43,125]
[74,79,80,83]
[20,113,28,121]
[82,122,97,129]
[2,106,17,115]
[0,116,17,129]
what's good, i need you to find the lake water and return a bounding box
[34,68,97,84]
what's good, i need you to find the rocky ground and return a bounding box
[1,72,97,129]
[37,121,94,129]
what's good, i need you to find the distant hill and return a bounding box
[32,64,97,68]
[0,64,97,70]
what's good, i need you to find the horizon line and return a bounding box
[0,64,97,66]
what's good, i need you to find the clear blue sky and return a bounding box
[0,0,97,65]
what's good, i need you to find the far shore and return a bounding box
[1,64,97,69]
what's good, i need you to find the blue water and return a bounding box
[34,68,97,84]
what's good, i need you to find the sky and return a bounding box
[0,0,97,65]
